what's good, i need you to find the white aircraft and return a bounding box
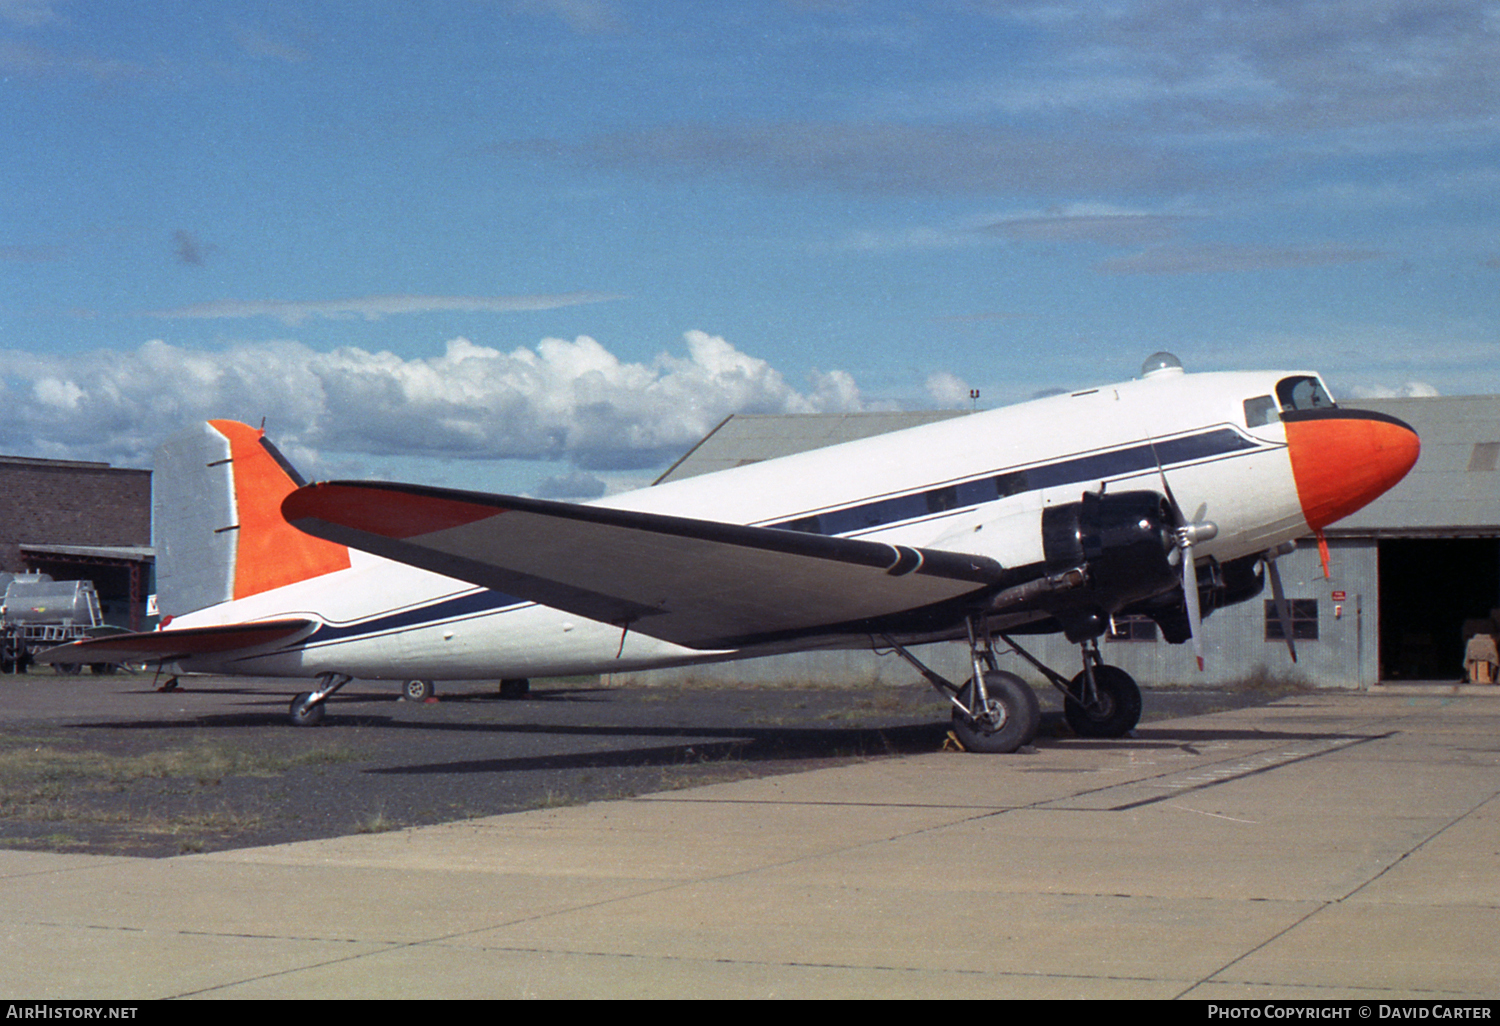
[37,353,1419,752]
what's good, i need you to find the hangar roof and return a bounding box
[19,543,155,563]
[1335,395,1500,536]
[652,396,1499,537]
[653,410,969,484]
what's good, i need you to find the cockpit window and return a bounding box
[1244,395,1278,428]
[1276,375,1336,412]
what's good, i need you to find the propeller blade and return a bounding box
[1182,539,1204,671]
[1152,448,1186,527]
[1151,436,1212,671]
[1266,552,1298,663]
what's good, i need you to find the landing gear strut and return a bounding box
[883,615,1041,753]
[289,673,351,727]
[1064,661,1142,738]
[1000,635,1143,739]
[951,670,1040,753]
[883,622,1144,750]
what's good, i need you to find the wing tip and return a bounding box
[283,482,503,540]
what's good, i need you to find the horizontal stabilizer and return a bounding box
[283,482,1007,648]
[33,619,316,666]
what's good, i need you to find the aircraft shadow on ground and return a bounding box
[64,701,1379,777]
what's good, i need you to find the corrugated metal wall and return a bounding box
[610,539,1384,690]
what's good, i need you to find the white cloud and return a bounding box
[524,121,1204,195]
[145,291,626,326]
[1095,243,1385,275]
[534,470,608,500]
[940,0,1500,138]
[988,208,1195,246]
[0,0,64,29]
[924,371,971,408]
[32,377,82,410]
[508,0,624,34]
[1345,381,1442,399]
[1181,324,1500,399]
[232,25,311,64]
[0,331,871,474]
[825,225,993,254]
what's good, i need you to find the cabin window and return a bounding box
[1275,376,1336,412]
[1265,599,1319,641]
[1243,395,1278,428]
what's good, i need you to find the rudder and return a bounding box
[154,421,349,617]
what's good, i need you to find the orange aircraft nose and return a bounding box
[1283,409,1420,531]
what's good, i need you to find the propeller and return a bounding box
[1264,542,1298,663]
[1174,515,1217,671]
[1151,450,1216,671]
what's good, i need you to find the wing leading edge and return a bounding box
[282,482,1008,649]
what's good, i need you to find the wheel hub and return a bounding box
[1086,690,1116,718]
[976,698,1008,731]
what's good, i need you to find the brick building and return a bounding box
[0,455,153,631]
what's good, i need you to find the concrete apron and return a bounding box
[1,691,1496,999]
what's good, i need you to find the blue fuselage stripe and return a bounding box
[302,590,527,646]
[771,427,1261,537]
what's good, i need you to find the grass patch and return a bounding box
[0,832,86,850]
[355,809,399,834]
[526,789,586,810]
[1230,665,1312,697]
[0,739,364,843]
[0,739,360,790]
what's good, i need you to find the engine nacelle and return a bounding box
[1039,490,1179,641]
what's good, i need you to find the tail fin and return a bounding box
[154,421,350,617]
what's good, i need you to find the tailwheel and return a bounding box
[1063,665,1142,738]
[288,673,349,727]
[403,679,435,701]
[951,670,1040,753]
[288,692,326,727]
[499,678,530,700]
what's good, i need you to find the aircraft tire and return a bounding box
[951,671,1039,753]
[499,678,530,700]
[403,679,435,701]
[1063,665,1142,738]
[288,692,326,727]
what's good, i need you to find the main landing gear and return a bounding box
[885,617,1041,753]
[883,617,1143,753]
[288,672,351,726]
[1005,637,1143,740]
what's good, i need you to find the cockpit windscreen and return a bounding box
[1276,375,1336,412]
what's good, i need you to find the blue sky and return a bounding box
[2,0,1497,496]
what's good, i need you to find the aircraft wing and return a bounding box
[32,619,317,666]
[283,482,1008,649]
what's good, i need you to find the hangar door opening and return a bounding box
[1379,538,1500,680]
